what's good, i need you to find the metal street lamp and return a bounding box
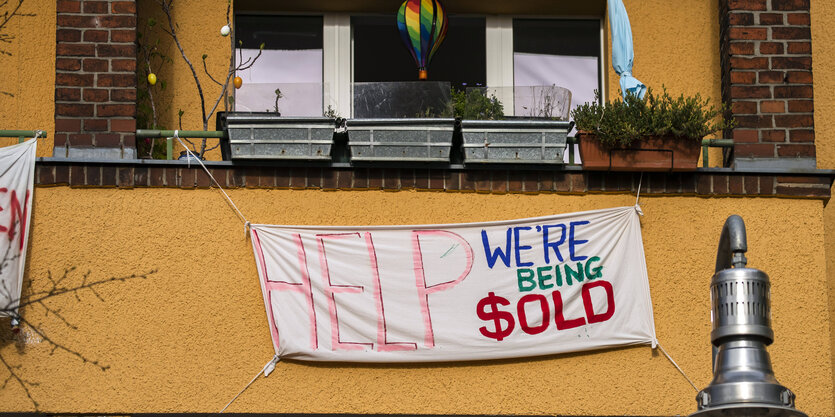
[690,215,807,417]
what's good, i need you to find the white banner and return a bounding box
[0,139,36,317]
[250,206,656,362]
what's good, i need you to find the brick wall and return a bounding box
[32,163,833,199]
[55,0,137,159]
[720,0,814,169]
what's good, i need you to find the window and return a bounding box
[352,15,485,118]
[513,19,600,119]
[235,15,324,116]
[233,13,602,119]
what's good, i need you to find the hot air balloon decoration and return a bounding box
[396,0,448,80]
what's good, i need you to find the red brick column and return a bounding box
[720,0,814,169]
[55,0,137,159]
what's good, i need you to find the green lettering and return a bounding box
[564,263,584,285]
[554,266,563,287]
[585,256,603,280]
[517,268,536,292]
[537,266,553,289]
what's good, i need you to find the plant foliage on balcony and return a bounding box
[571,88,734,147]
[441,89,504,120]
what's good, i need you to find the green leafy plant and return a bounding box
[571,87,734,148]
[441,88,504,120]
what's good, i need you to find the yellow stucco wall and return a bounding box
[1,187,830,415]
[810,0,835,402]
[813,0,835,170]
[0,1,831,414]
[0,0,55,156]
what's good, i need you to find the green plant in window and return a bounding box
[441,88,504,120]
[571,87,734,148]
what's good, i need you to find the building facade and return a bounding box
[1,0,834,415]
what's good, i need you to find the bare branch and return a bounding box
[0,354,38,410]
[157,0,208,140]
[15,314,110,371]
[202,57,224,87]
[10,269,157,311]
[1,263,158,410]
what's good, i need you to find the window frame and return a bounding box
[233,12,606,118]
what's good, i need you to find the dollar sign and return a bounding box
[477,292,515,341]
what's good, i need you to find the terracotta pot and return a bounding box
[577,132,701,171]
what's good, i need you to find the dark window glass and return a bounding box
[352,15,485,88]
[512,19,600,119]
[513,19,599,57]
[235,15,323,50]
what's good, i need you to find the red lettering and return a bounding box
[552,290,586,330]
[582,281,615,324]
[251,230,318,350]
[412,230,473,348]
[317,233,372,351]
[3,189,29,250]
[517,294,549,335]
[365,232,416,352]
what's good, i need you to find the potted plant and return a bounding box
[571,88,734,171]
[221,112,337,161]
[456,88,572,165]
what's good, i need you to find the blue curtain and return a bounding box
[608,0,647,99]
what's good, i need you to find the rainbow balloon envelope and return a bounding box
[396,0,448,80]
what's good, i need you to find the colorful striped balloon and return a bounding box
[396,0,448,80]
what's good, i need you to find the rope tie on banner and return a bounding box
[172,132,250,235]
[220,356,280,413]
[656,342,699,392]
[634,172,644,216]
[33,130,43,142]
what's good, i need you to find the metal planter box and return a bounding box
[461,119,572,164]
[224,113,335,160]
[347,118,455,162]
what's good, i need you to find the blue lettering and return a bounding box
[514,226,534,267]
[543,224,567,264]
[481,228,512,268]
[569,221,590,261]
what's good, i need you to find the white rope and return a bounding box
[172,133,248,227]
[634,172,644,216]
[220,356,279,413]
[656,342,699,392]
[32,130,43,142]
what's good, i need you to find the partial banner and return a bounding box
[250,206,656,362]
[0,139,36,317]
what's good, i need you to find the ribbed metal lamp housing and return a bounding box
[690,215,806,417]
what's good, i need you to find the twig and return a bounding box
[0,266,158,410]
[156,0,264,157]
[0,354,38,410]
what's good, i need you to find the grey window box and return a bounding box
[224,113,336,160]
[461,119,573,164]
[347,118,455,163]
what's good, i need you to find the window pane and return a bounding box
[353,15,485,85]
[234,15,324,116]
[352,15,485,117]
[513,19,600,120]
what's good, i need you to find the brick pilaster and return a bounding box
[720,0,814,169]
[55,0,137,159]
